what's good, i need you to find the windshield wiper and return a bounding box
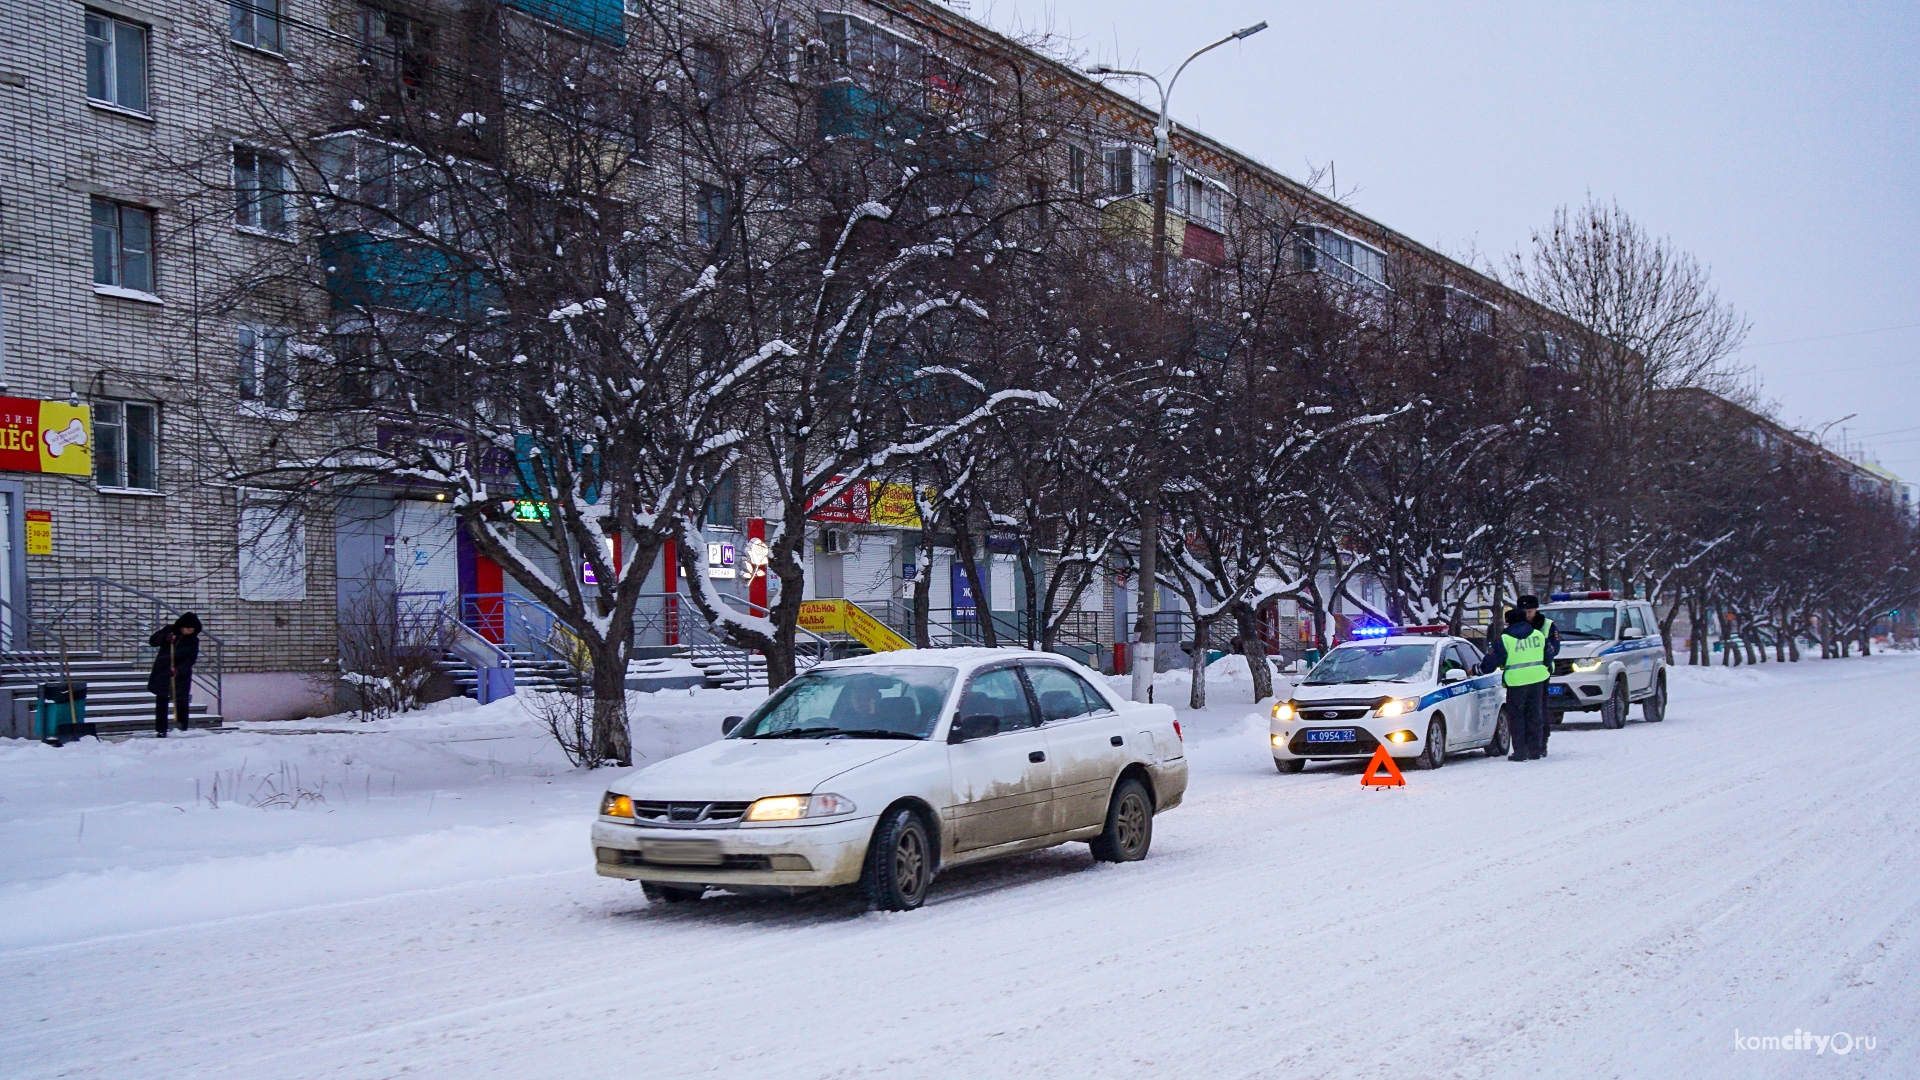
[755,726,847,739]
[841,730,925,740]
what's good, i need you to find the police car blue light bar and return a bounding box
[1548,591,1616,601]
[1352,623,1449,639]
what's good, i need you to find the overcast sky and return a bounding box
[976,0,1920,487]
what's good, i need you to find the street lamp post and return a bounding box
[1089,21,1266,702]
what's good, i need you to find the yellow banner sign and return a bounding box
[795,599,913,652]
[868,482,925,529]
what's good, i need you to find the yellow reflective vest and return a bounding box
[1502,627,1550,687]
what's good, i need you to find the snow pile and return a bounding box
[0,685,766,949]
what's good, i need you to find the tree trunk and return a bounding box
[1188,617,1209,710]
[1236,602,1274,702]
[912,539,933,649]
[589,640,632,767]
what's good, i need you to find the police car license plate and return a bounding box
[1307,729,1356,743]
[642,839,724,866]
[1548,685,1566,695]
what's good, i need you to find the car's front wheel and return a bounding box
[1642,675,1667,723]
[1274,757,1305,774]
[1414,717,1446,770]
[1486,708,1511,757]
[862,806,934,911]
[641,882,703,904]
[1091,778,1154,862]
[1600,681,1628,729]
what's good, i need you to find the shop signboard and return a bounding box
[0,398,93,476]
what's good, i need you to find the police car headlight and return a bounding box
[1272,700,1297,722]
[1375,698,1416,718]
[1570,659,1604,673]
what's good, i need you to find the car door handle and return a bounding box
[1110,735,1124,746]
[1029,751,1046,763]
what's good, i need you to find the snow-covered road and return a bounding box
[4,656,1915,1078]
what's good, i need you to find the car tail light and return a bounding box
[1172,720,1183,741]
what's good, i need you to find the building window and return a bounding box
[1067,146,1087,194]
[691,44,727,101]
[756,164,793,209]
[238,325,293,410]
[93,400,158,490]
[696,184,729,248]
[357,8,433,96]
[1172,172,1226,231]
[85,11,148,113]
[1028,178,1049,233]
[770,17,797,79]
[234,146,288,232]
[703,472,736,529]
[1103,145,1150,196]
[1291,225,1387,293]
[230,0,282,52]
[91,197,155,294]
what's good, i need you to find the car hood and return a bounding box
[1554,640,1612,659]
[611,737,920,801]
[1289,682,1421,702]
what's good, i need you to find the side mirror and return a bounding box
[721,715,745,736]
[947,713,999,744]
[1622,627,1646,640]
[1441,668,1467,683]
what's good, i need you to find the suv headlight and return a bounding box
[1570,659,1604,673]
[1272,700,1298,721]
[1375,698,1417,718]
[744,793,858,821]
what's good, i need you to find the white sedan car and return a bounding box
[593,648,1189,910]
[1269,629,1508,772]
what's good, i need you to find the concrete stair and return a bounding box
[438,647,584,698]
[2,652,222,739]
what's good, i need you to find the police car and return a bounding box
[1268,625,1508,773]
[1539,592,1668,728]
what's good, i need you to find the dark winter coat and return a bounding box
[1480,610,1560,675]
[147,613,203,695]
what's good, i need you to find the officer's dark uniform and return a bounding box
[1482,607,1559,760]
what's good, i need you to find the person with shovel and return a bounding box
[148,612,203,737]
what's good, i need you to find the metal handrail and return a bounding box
[26,575,223,719]
[0,595,76,736]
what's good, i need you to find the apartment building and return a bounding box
[3,0,1584,707]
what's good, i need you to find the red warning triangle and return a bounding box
[1361,745,1406,787]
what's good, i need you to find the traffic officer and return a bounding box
[1518,594,1560,754]
[1481,605,1559,760]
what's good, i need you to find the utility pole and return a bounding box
[1089,20,1267,702]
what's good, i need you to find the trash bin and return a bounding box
[37,682,88,741]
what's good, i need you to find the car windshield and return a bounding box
[1302,644,1435,685]
[731,666,957,740]
[1544,606,1616,640]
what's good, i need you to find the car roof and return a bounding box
[1334,636,1448,648]
[813,647,1076,674]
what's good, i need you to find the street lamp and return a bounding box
[1089,22,1267,702]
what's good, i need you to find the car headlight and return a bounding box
[1375,698,1417,718]
[744,793,858,822]
[1272,700,1297,722]
[1570,659,1604,673]
[600,792,634,819]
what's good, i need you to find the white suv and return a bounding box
[1540,593,1669,728]
[592,649,1188,910]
